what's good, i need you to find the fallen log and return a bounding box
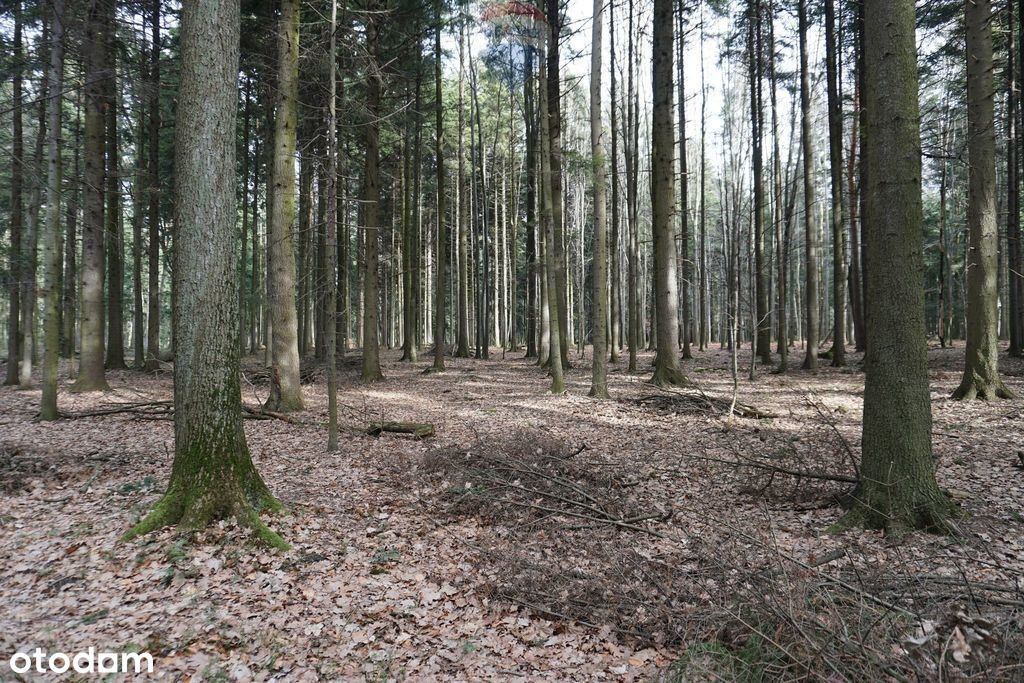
[366,422,435,439]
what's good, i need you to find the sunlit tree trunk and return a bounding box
[589,0,609,398]
[266,0,306,407]
[798,0,818,370]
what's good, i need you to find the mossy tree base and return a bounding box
[951,374,1016,400]
[124,452,288,550]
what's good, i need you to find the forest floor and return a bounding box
[1,344,1023,681]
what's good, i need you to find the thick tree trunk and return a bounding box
[840,0,953,534]
[72,0,110,392]
[265,0,305,408]
[125,0,286,548]
[650,0,684,387]
[954,0,1015,400]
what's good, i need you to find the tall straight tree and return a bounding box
[842,0,953,532]
[431,0,447,373]
[5,1,24,387]
[798,0,818,370]
[677,0,692,361]
[748,0,770,365]
[1008,0,1022,358]
[456,10,471,359]
[125,0,286,548]
[105,33,126,371]
[650,0,685,387]
[608,0,621,363]
[589,0,609,398]
[265,0,305,409]
[824,0,846,366]
[144,0,161,372]
[325,0,339,451]
[954,0,1015,399]
[539,53,565,394]
[40,0,65,420]
[72,0,110,392]
[361,10,384,383]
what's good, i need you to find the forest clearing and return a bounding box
[2,347,1023,680]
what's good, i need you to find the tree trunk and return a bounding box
[678,0,692,361]
[841,0,953,533]
[749,0,771,366]
[326,0,339,450]
[72,0,110,392]
[105,34,126,371]
[126,0,286,548]
[953,0,1015,399]
[825,0,846,367]
[40,0,65,420]
[540,55,564,394]
[265,0,305,408]
[144,0,162,372]
[5,1,24,387]
[1007,0,1022,357]
[431,4,447,373]
[650,0,684,387]
[589,0,609,398]
[361,14,384,383]
[798,0,818,370]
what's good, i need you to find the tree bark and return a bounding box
[72,0,110,392]
[824,0,846,366]
[431,3,447,373]
[361,13,384,383]
[954,0,1015,399]
[144,0,162,372]
[798,0,818,370]
[125,0,286,548]
[40,0,65,420]
[265,0,305,408]
[840,0,953,533]
[589,0,609,398]
[650,0,684,387]
[5,1,24,387]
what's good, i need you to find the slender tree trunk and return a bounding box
[824,0,846,366]
[40,0,65,420]
[239,80,252,357]
[678,0,692,361]
[6,2,24,387]
[749,0,771,365]
[842,0,953,533]
[326,0,339,450]
[73,0,110,392]
[266,0,305,407]
[798,0,818,370]
[626,0,639,373]
[539,54,564,393]
[64,99,80,364]
[954,0,1015,399]
[132,88,144,367]
[609,0,621,363]
[431,4,447,373]
[144,0,162,372]
[361,15,384,382]
[524,47,538,360]
[546,0,569,368]
[589,0,609,398]
[105,36,126,371]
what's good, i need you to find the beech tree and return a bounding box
[126,0,286,548]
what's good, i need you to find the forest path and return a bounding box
[0,346,1021,680]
